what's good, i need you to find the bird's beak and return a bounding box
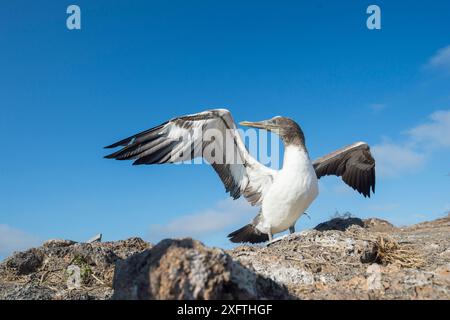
[239,120,276,131]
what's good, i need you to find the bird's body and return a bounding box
[105,109,375,243]
[258,145,318,234]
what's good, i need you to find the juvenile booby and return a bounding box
[105,109,375,243]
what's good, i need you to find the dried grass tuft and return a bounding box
[372,235,425,268]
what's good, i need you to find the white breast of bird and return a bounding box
[258,145,319,234]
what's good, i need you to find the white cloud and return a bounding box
[0,225,41,258]
[372,109,450,178]
[372,142,426,177]
[148,198,257,242]
[427,45,450,72]
[407,110,450,148]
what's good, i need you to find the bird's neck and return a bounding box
[282,145,311,171]
[279,122,306,148]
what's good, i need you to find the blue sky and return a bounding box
[1,1,449,260]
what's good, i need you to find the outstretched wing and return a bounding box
[105,109,276,206]
[312,142,375,198]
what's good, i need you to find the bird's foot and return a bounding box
[266,234,289,247]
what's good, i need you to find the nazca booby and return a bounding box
[105,109,375,243]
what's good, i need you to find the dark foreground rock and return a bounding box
[1,215,449,299]
[113,238,290,299]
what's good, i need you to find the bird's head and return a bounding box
[240,116,305,146]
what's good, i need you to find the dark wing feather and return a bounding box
[104,122,168,149]
[313,142,376,197]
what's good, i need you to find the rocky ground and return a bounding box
[0,214,449,300]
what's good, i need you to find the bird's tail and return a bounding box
[228,224,269,244]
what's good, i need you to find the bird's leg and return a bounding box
[289,225,295,234]
[268,229,273,242]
